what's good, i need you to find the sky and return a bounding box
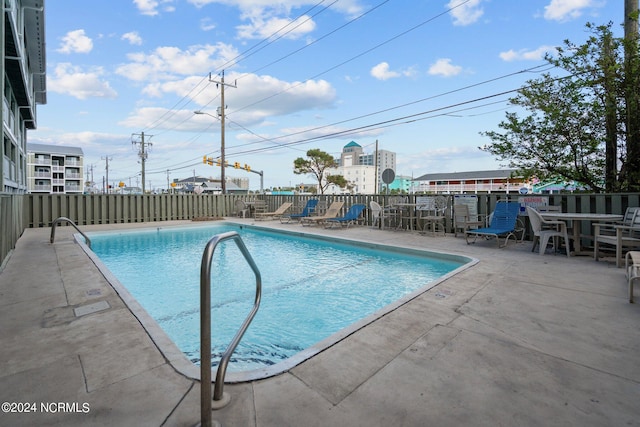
[32,0,626,191]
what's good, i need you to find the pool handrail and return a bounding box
[200,231,262,426]
[50,216,91,249]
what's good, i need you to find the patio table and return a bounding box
[392,203,418,231]
[540,212,623,254]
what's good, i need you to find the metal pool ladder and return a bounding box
[200,231,261,427]
[50,217,91,248]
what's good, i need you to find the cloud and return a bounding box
[133,0,176,16]
[115,42,240,82]
[187,1,363,39]
[236,14,316,40]
[428,58,462,77]
[543,0,597,22]
[447,0,484,26]
[200,17,216,31]
[57,30,93,54]
[121,71,337,130]
[499,45,556,61]
[122,31,143,45]
[47,63,118,100]
[370,62,417,81]
[370,62,399,80]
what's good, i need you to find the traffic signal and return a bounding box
[234,161,240,169]
[244,164,250,172]
[203,156,214,166]
[216,158,221,167]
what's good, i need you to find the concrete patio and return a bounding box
[0,219,638,426]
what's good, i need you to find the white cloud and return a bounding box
[428,58,462,77]
[447,0,484,26]
[57,30,93,54]
[47,63,117,100]
[121,71,337,130]
[122,31,143,45]
[133,0,159,15]
[543,0,596,21]
[200,17,216,31]
[499,45,556,61]
[236,14,316,40]
[370,62,399,80]
[187,0,363,16]
[133,0,176,16]
[187,1,363,39]
[115,42,240,82]
[370,62,417,81]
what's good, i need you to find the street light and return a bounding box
[194,110,226,194]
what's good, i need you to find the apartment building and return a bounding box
[413,169,531,194]
[1,0,47,194]
[27,143,84,194]
[329,141,397,194]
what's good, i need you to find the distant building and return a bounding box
[27,143,84,194]
[328,141,396,194]
[413,169,531,194]
[172,176,247,194]
[1,1,47,194]
[388,175,415,193]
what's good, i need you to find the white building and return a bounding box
[327,141,396,194]
[1,1,46,194]
[27,143,84,194]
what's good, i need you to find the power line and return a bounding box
[141,64,555,177]
[231,0,470,115]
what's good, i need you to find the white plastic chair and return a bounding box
[526,206,570,257]
[234,199,249,218]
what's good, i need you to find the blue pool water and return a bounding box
[88,223,468,373]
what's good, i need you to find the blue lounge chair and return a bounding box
[325,204,366,228]
[465,201,522,247]
[280,199,319,223]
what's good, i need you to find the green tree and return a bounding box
[293,149,347,194]
[481,23,639,192]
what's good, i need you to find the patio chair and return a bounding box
[234,199,249,218]
[325,204,366,229]
[594,208,640,267]
[465,201,521,248]
[626,251,640,303]
[254,202,293,221]
[251,199,268,218]
[595,206,639,235]
[526,206,570,257]
[370,201,398,229]
[301,201,345,226]
[416,196,447,236]
[453,204,485,237]
[280,199,319,223]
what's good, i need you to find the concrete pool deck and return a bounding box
[1,219,639,426]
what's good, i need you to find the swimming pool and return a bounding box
[86,222,474,380]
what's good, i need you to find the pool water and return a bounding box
[88,223,468,373]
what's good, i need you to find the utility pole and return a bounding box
[208,71,236,195]
[132,132,153,194]
[101,156,112,194]
[166,169,170,193]
[374,139,379,194]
